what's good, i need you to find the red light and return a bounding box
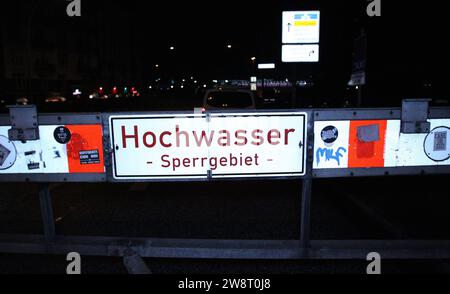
[112,87,118,94]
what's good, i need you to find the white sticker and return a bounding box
[313,121,350,169]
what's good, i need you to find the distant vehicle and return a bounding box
[257,88,292,107]
[45,93,67,103]
[88,92,108,99]
[256,88,291,108]
[16,97,29,105]
[203,88,255,110]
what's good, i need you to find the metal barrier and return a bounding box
[0,101,449,259]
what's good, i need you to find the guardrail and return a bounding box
[0,100,449,259]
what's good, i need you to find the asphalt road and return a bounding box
[0,175,449,274]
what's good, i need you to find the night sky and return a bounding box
[1,0,449,106]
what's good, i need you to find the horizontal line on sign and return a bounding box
[146,162,153,164]
[294,20,317,26]
[213,171,303,176]
[110,114,306,121]
[111,116,196,121]
[113,171,304,178]
[115,174,206,178]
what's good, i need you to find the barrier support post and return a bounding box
[300,175,312,249]
[38,183,56,243]
[300,115,314,250]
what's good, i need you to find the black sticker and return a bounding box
[321,126,339,144]
[54,126,72,144]
[27,162,40,170]
[434,131,447,151]
[79,150,100,165]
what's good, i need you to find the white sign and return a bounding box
[313,119,450,170]
[258,63,276,69]
[109,112,307,180]
[348,72,366,86]
[282,11,320,44]
[282,45,319,63]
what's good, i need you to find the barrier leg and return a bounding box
[300,176,312,249]
[123,249,151,274]
[38,183,56,243]
[300,116,314,250]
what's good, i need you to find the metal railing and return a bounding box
[0,101,449,260]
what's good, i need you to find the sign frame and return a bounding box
[282,10,320,63]
[282,44,319,63]
[282,10,321,44]
[107,110,310,182]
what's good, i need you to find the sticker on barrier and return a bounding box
[109,112,307,180]
[314,119,450,169]
[423,127,450,162]
[0,124,105,174]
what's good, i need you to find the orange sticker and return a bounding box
[348,120,387,168]
[65,125,105,173]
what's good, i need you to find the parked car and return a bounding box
[203,88,255,110]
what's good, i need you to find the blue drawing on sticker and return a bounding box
[316,147,347,166]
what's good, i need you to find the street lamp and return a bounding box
[250,57,257,75]
[227,44,232,49]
